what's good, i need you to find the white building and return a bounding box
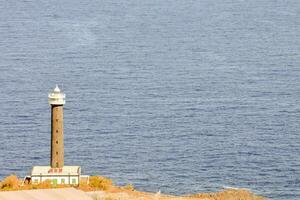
[31,166,81,185]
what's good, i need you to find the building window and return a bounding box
[72,178,76,184]
[56,152,58,155]
[56,119,58,122]
[61,179,65,184]
[56,130,58,133]
[56,162,58,167]
[56,141,58,144]
[52,179,57,186]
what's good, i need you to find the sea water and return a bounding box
[0,1,299,199]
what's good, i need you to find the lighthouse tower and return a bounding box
[26,85,87,186]
[48,85,66,168]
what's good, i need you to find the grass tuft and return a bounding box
[89,176,113,191]
[0,175,19,190]
[122,184,134,191]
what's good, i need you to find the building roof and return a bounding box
[31,166,81,176]
[0,188,92,200]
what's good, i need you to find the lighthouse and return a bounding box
[48,85,65,168]
[27,85,88,186]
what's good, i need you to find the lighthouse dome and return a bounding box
[54,85,61,93]
[48,85,65,105]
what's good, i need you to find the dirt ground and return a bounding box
[87,188,266,200]
[0,175,266,200]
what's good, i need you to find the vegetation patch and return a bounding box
[121,184,134,191]
[89,176,113,191]
[0,175,19,190]
[190,189,265,200]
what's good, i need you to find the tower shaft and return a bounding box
[51,105,64,168]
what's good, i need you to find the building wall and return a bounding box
[31,176,79,185]
[51,105,64,168]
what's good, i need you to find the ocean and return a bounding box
[0,0,299,199]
